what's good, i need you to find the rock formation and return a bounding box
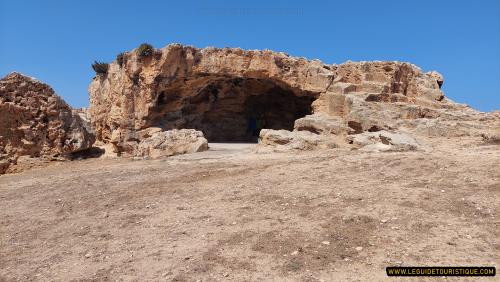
[136,128,208,158]
[0,72,94,174]
[89,44,328,156]
[257,129,337,152]
[88,43,499,156]
[346,130,420,152]
[72,107,93,134]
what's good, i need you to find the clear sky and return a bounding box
[1,0,499,111]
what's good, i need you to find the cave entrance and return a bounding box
[151,76,317,143]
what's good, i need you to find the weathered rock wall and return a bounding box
[89,44,332,154]
[0,72,95,173]
[89,43,451,155]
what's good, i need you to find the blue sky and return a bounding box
[1,0,499,111]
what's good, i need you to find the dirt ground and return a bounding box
[0,137,499,281]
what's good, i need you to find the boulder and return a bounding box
[294,114,353,136]
[347,130,420,152]
[257,129,337,152]
[136,129,208,159]
[0,72,95,174]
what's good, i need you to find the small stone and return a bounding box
[441,189,445,193]
[465,234,472,239]
[321,241,330,245]
[355,246,363,251]
[291,250,299,256]
[343,257,351,261]
[84,252,92,258]
[381,219,388,223]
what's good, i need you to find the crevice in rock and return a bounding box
[390,64,412,96]
[367,125,382,132]
[296,125,322,135]
[347,121,363,134]
[69,147,105,160]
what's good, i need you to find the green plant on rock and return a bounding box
[137,43,154,57]
[92,61,109,75]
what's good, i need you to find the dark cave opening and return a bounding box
[150,76,318,143]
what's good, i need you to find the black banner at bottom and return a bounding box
[386,266,496,276]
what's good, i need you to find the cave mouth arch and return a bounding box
[149,76,318,142]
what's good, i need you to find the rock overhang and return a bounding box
[88,43,451,156]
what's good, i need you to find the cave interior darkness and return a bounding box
[149,76,318,142]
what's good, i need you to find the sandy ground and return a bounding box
[0,138,499,281]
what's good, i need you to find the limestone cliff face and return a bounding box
[88,43,460,155]
[0,72,95,173]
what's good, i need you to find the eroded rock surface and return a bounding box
[347,130,420,152]
[89,44,327,155]
[89,44,499,155]
[0,72,94,173]
[136,129,208,159]
[72,107,93,134]
[257,129,337,152]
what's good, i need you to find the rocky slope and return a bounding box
[0,44,498,279]
[0,72,95,174]
[89,43,498,156]
[1,136,498,280]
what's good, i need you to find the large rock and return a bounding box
[136,129,208,159]
[0,72,95,174]
[347,130,420,152]
[88,43,498,155]
[89,44,455,155]
[89,44,332,155]
[257,129,337,152]
[294,114,353,136]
